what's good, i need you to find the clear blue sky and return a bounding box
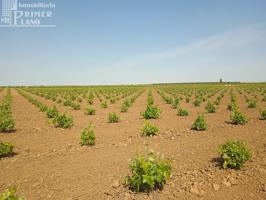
[1,0,266,85]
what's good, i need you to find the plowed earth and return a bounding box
[0,88,265,200]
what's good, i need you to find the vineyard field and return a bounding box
[0,83,266,200]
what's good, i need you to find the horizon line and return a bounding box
[1,81,266,87]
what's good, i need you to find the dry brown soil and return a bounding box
[0,88,266,200]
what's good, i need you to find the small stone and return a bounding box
[190,186,204,196]
[104,191,112,196]
[112,180,120,188]
[190,187,198,194]
[222,181,231,187]
[212,183,220,191]
[171,137,175,140]
[208,174,215,178]
[228,177,238,185]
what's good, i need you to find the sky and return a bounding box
[0,0,266,86]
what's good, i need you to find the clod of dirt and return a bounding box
[190,182,205,196]
[212,183,220,191]
[222,180,231,187]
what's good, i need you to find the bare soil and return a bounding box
[0,88,266,200]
